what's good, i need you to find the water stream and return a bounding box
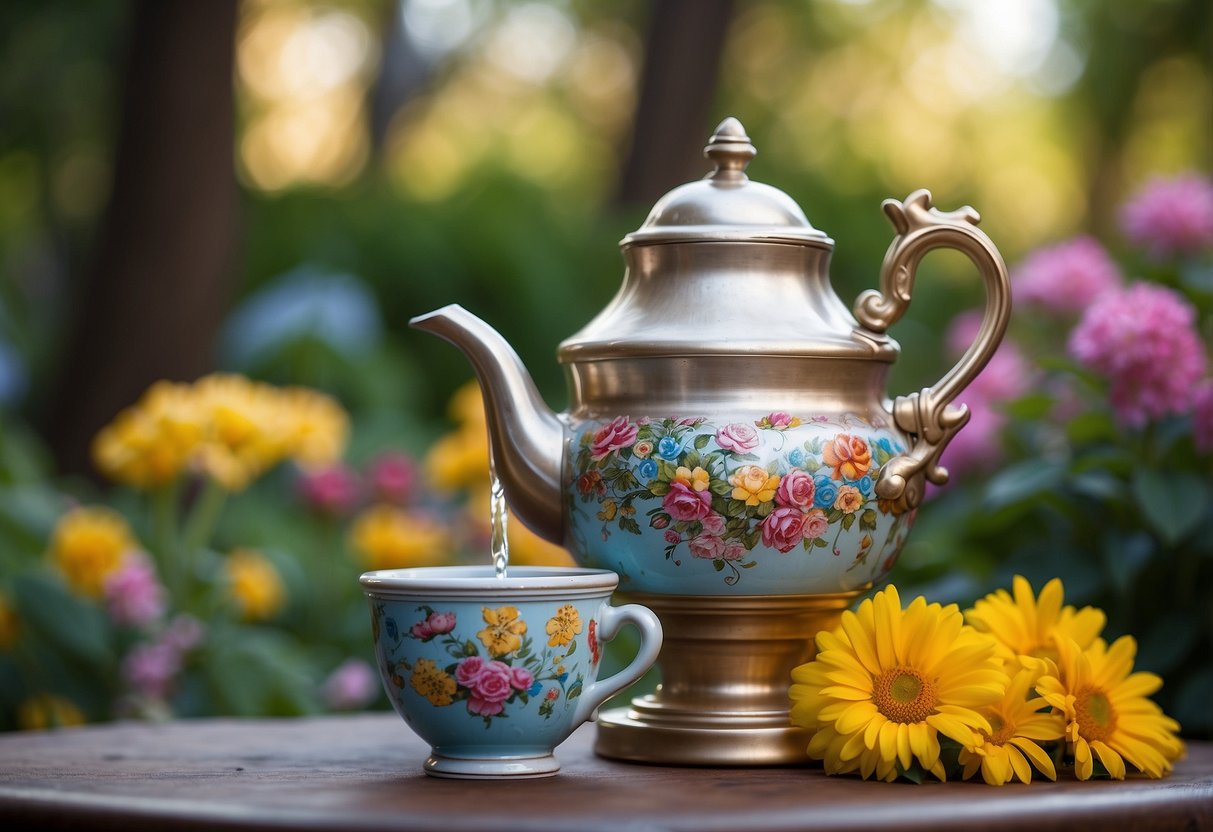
[489,456,509,580]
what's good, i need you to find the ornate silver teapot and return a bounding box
[412,117,1010,764]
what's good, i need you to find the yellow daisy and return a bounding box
[1037,636,1184,780]
[790,584,1006,782]
[965,575,1105,668]
[959,667,1065,785]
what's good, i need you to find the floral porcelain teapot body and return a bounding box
[413,117,1010,596]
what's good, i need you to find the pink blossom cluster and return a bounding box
[295,451,419,517]
[321,658,379,710]
[410,610,456,641]
[760,469,830,553]
[121,615,205,701]
[1068,282,1207,427]
[104,552,166,627]
[590,417,639,460]
[936,311,1033,483]
[1120,174,1213,260]
[1011,236,1122,315]
[455,657,533,717]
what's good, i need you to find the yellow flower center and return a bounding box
[873,667,938,724]
[984,713,1014,746]
[1075,687,1117,742]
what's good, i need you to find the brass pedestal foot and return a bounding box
[594,589,864,766]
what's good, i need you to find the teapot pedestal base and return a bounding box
[594,589,865,766]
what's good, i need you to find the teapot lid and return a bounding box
[621,117,833,249]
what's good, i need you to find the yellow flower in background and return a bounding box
[194,374,289,491]
[959,667,1065,785]
[349,505,450,570]
[478,605,527,656]
[965,576,1106,669]
[17,694,85,730]
[466,485,576,567]
[279,386,349,466]
[0,592,19,650]
[424,429,489,492]
[223,548,285,621]
[789,584,1006,782]
[1037,636,1184,780]
[92,381,203,488]
[48,507,136,598]
[410,658,456,706]
[729,465,780,506]
[545,604,583,647]
[448,379,487,430]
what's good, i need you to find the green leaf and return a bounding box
[983,461,1065,511]
[649,480,671,496]
[565,639,577,657]
[464,639,479,656]
[860,509,877,530]
[803,457,821,473]
[1066,411,1119,445]
[683,450,702,470]
[727,500,748,519]
[694,434,711,450]
[12,573,112,667]
[619,517,641,535]
[1132,470,1209,546]
[1004,392,1055,421]
[713,559,725,572]
[813,537,829,548]
[827,509,843,523]
[709,479,732,496]
[842,513,856,531]
[756,501,774,518]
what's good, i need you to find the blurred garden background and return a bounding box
[0,0,1210,736]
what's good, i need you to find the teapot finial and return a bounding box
[704,117,756,180]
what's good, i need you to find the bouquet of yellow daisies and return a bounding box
[789,577,1184,784]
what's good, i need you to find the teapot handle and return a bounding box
[853,189,1011,512]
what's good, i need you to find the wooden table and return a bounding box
[0,714,1209,831]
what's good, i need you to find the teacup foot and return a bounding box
[423,752,561,779]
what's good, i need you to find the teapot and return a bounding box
[411,117,1010,764]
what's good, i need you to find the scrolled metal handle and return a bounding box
[854,189,1011,512]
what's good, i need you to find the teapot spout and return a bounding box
[410,305,565,544]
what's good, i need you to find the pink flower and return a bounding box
[1193,381,1213,454]
[455,656,486,687]
[761,412,801,430]
[470,660,514,704]
[661,481,713,521]
[1068,282,1207,426]
[937,398,1006,481]
[801,508,829,540]
[322,659,378,710]
[104,552,166,627]
[1120,174,1213,259]
[368,452,417,504]
[161,615,204,653]
[510,666,534,691]
[687,534,726,560]
[721,542,746,561]
[760,507,807,553]
[699,513,726,536]
[650,514,670,529]
[410,620,433,640]
[1011,236,1122,314]
[296,464,360,517]
[947,311,1033,402]
[546,687,559,701]
[426,611,456,635]
[590,417,638,459]
[664,530,681,545]
[122,641,181,700]
[716,423,760,453]
[775,469,816,510]
[467,696,505,717]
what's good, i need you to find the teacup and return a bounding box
[361,565,662,778]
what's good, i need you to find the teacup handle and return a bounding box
[853,189,1011,512]
[572,603,663,726]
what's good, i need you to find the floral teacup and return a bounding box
[361,565,662,778]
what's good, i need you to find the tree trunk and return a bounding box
[46,0,239,477]
[616,0,735,207]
